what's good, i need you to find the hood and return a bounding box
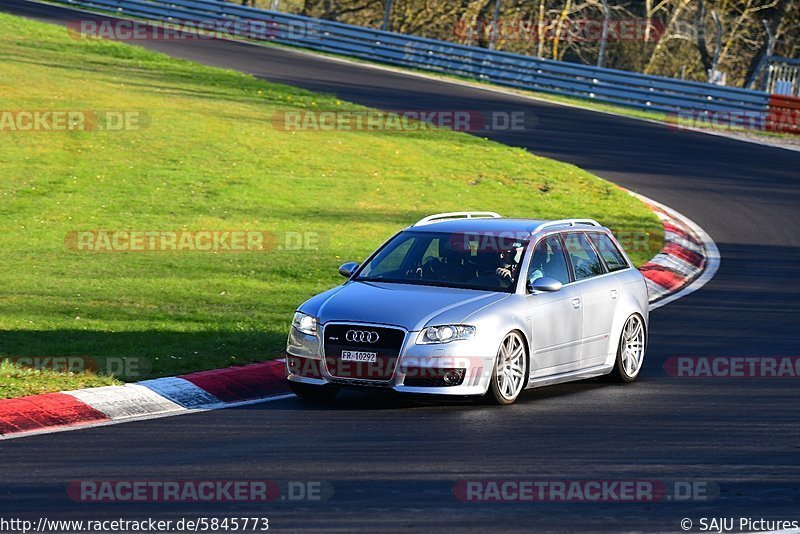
[299,281,509,331]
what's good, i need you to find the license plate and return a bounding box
[341,350,377,363]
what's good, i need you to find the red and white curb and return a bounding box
[0,361,290,440]
[0,197,718,440]
[631,192,720,311]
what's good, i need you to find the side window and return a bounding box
[563,232,605,281]
[589,233,629,272]
[528,236,570,286]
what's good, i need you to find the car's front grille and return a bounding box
[323,324,405,382]
[329,377,392,388]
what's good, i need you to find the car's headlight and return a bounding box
[292,312,318,336]
[417,325,476,344]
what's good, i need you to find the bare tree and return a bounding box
[744,0,789,83]
[695,0,716,73]
[284,0,800,87]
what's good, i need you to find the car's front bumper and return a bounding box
[286,326,493,396]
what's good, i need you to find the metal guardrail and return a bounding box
[60,0,771,114]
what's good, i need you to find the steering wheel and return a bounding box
[405,256,440,279]
[423,256,440,271]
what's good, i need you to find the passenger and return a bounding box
[527,248,548,285]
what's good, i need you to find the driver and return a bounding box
[495,247,521,282]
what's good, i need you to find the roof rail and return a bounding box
[413,211,502,226]
[532,219,602,233]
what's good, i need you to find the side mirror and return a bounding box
[528,277,563,293]
[338,262,359,278]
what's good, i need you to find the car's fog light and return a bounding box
[402,367,466,387]
[443,369,465,385]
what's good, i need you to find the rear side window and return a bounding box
[563,233,605,281]
[589,233,629,272]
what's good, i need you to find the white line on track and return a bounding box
[0,394,296,441]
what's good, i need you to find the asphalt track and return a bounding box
[1,1,800,531]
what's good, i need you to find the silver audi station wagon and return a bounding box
[286,212,649,405]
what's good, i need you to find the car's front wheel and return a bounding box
[609,314,646,382]
[289,381,340,401]
[486,331,528,405]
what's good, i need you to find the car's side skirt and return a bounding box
[525,363,613,389]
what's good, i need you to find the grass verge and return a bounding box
[0,12,661,398]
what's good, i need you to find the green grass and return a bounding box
[0,360,119,398]
[0,12,662,398]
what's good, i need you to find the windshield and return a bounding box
[356,231,528,292]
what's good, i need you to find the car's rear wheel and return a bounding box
[289,381,340,401]
[486,331,528,405]
[609,314,646,382]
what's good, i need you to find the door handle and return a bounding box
[610,289,618,299]
[571,297,582,309]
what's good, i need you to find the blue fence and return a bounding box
[59,0,771,114]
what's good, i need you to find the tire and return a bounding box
[608,314,646,383]
[289,381,340,401]
[485,331,528,405]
